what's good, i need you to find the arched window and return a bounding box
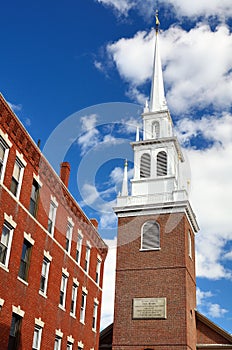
[157,151,167,176]
[152,121,160,139]
[141,221,160,250]
[140,153,151,178]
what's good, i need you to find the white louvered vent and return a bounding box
[140,153,151,178]
[157,151,167,176]
[141,221,160,250]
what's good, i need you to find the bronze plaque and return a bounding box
[133,297,167,319]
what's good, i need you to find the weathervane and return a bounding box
[155,9,160,33]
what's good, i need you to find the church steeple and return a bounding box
[149,10,167,113]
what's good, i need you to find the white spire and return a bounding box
[121,159,128,196]
[150,11,167,113]
[136,126,140,141]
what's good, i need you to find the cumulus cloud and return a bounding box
[97,0,232,19]
[197,287,228,318]
[107,24,232,114]
[77,114,100,155]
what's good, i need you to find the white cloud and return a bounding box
[196,287,228,318]
[77,114,100,155]
[101,238,117,329]
[208,303,228,318]
[106,24,232,114]
[97,0,232,19]
[7,101,22,112]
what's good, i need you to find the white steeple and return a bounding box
[121,159,128,196]
[150,11,167,113]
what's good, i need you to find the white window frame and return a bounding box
[95,257,101,285]
[47,197,58,236]
[10,156,26,199]
[67,342,73,350]
[65,219,74,254]
[70,281,78,317]
[0,132,12,183]
[84,242,91,274]
[32,325,43,350]
[92,301,98,331]
[76,231,83,265]
[141,221,160,251]
[39,257,51,296]
[188,230,192,259]
[54,336,62,350]
[0,215,17,269]
[59,274,68,309]
[80,289,87,324]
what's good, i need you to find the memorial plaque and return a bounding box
[133,297,167,319]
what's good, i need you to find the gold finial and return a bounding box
[155,9,160,33]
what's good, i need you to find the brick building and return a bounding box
[0,93,108,349]
[99,16,232,350]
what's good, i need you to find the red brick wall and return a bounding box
[196,319,231,345]
[0,94,107,349]
[112,212,197,350]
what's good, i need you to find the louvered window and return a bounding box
[141,221,160,250]
[152,121,160,139]
[140,153,151,178]
[157,151,167,176]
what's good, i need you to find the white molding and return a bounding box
[4,213,17,228]
[67,217,74,227]
[33,173,43,187]
[12,305,25,317]
[62,267,69,277]
[44,250,52,261]
[73,277,79,286]
[35,317,45,328]
[55,329,63,338]
[0,128,12,147]
[78,341,84,348]
[16,150,27,167]
[78,229,83,237]
[67,335,74,344]
[94,298,99,305]
[24,232,35,246]
[82,286,88,294]
[0,298,5,307]
[97,254,102,262]
[51,195,58,207]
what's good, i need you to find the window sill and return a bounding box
[17,276,29,286]
[70,313,76,319]
[0,263,9,273]
[58,305,66,312]
[92,328,97,333]
[139,248,161,252]
[80,320,85,325]
[39,290,47,299]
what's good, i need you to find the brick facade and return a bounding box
[0,94,108,350]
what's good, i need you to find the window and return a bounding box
[84,244,91,273]
[40,257,50,295]
[8,313,22,350]
[140,153,151,178]
[0,137,10,183]
[188,230,192,259]
[67,342,73,350]
[141,221,160,250]
[92,302,98,331]
[95,258,101,284]
[65,222,73,254]
[47,200,57,236]
[152,121,160,139]
[10,158,24,198]
[59,274,68,308]
[54,336,62,350]
[32,326,42,350]
[29,180,40,217]
[18,239,32,281]
[0,221,14,268]
[157,151,167,176]
[70,283,78,316]
[80,291,87,324]
[76,233,83,264]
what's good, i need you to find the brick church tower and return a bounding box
[112,13,200,350]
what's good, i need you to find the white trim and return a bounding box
[4,213,17,228]
[24,232,35,246]
[67,335,74,344]
[67,217,74,226]
[94,298,99,305]
[33,173,43,187]
[73,277,79,286]
[82,286,88,294]
[78,341,84,348]
[16,150,27,167]
[12,305,25,317]
[55,329,63,338]
[0,298,5,307]
[78,229,83,236]
[86,240,91,248]
[62,267,69,277]
[51,195,58,208]
[35,317,45,328]
[0,128,12,148]
[44,250,52,261]
[97,254,102,262]
[17,276,29,286]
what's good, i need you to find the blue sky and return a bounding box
[1,0,232,334]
